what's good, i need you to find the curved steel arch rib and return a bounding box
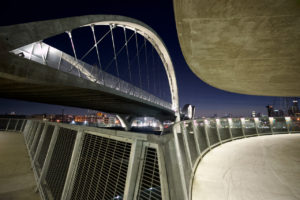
[0,15,180,121]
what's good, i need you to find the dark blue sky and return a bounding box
[0,0,279,117]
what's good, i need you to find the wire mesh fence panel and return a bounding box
[218,119,231,141]
[71,133,132,200]
[206,120,219,146]
[290,117,300,132]
[195,121,209,152]
[30,123,45,157]
[257,118,271,134]
[7,119,17,130]
[21,120,27,132]
[28,122,39,148]
[43,128,77,200]
[16,119,23,131]
[183,122,198,164]
[36,125,55,171]
[137,147,162,200]
[0,119,9,130]
[230,119,243,138]
[244,118,257,136]
[26,121,37,143]
[272,118,288,133]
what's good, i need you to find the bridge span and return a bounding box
[0,15,180,121]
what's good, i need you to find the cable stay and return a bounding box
[144,38,150,91]
[66,30,80,77]
[110,24,120,89]
[124,27,132,83]
[91,24,104,82]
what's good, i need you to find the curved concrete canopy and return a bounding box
[192,134,300,200]
[0,15,180,120]
[174,0,300,96]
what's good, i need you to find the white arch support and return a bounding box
[0,15,180,121]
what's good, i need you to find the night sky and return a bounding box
[0,0,280,117]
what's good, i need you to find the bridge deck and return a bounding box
[192,134,300,200]
[0,132,40,200]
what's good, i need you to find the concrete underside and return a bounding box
[0,132,40,200]
[174,0,300,96]
[192,134,300,200]
[0,52,174,121]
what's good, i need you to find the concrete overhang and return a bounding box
[174,0,300,96]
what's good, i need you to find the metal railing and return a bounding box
[11,42,172,110]
[3,116,299,200]
[21,119,170,200]
[0,118,27,132]
[171,116,300,200]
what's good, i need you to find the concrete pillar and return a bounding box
[116,115,134,131]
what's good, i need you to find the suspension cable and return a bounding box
[144,37,150,91]
[80,29,111,61]
[123,27,132,82]
[151,46,157,95]
[90,24,104,82]
[110,24,120,87]
[66,31,80,76]
[135,29,142,88]
[104,31,135,71]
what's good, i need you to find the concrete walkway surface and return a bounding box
[192,134,300,200]
[0,132,40,200]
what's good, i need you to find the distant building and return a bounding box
[266,105,274,117]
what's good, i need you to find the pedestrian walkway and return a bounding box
[192,134,300,200]
[0,132,40,200]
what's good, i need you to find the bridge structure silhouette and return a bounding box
[0,15,180,123]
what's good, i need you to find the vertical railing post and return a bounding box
[227,118,233,140]
[123,140,144,200]
[285,117,291,134]
[254,118,259,136]
[172,124,189,200]
[30,123,42,154]
[192,120,201,155]
[203,119,211,150]
[20,119,26,133]
[33,124,48,164]
[240,118,246,138]
[215,119,222,143]
[181,122,193,169]
[61,129,85,200]
[5,118,11,131]
[37,125,60,187]
[269,117,274,134]
[23,120,32,140]
[14,119,19,131]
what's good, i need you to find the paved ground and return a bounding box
[0,132,40,200]
[192,134,300,200]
